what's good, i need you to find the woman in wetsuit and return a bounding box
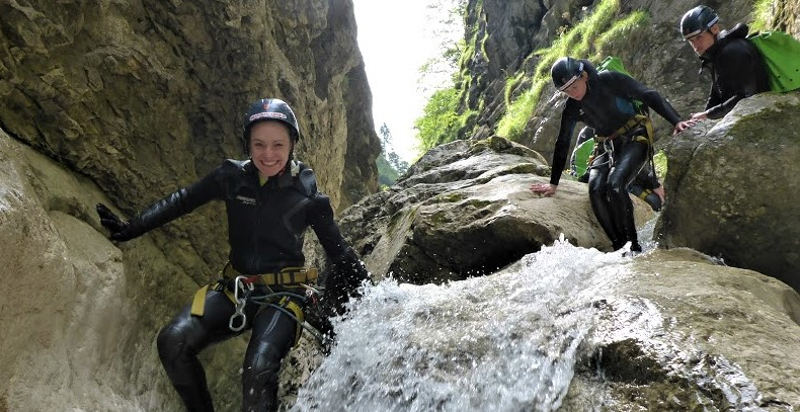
[531,57,694,252]
[96,98,368,411]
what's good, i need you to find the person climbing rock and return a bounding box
[570,126,664,211]
[680,5,770,120]
[96,98,369,412]
[531,57,693,252]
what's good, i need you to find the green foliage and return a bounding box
[750,0,774,32]
[377,154,399,188]
[415,88,476,151]
[653,150,668,183]
[414,0,482,152]
[496,0,647,141]
[595,11,649,52]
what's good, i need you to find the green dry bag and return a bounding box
[570,138,595,178]
[596,56,647,114]
[748,31,800,92]
[596,56,633,77]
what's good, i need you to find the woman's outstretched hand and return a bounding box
[96,203,138,241]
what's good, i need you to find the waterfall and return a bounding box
[293,239,638,412]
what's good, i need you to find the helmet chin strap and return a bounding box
[285,142,299,176]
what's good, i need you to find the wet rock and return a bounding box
[569,248,800,411]
[657,93,800,292]
[339,135,654,283]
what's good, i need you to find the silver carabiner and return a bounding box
[603,139,615,166]
[228,276,253,332]
[228,308,246,332]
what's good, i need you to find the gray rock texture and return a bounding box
[340,136,654,284]
[0,1,377,410]
[0,0,379,213]
[657,92,800,292]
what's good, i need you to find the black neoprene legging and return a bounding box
[587,134,649,251]
[156,290,298,412]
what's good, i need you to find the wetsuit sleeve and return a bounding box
[124,161,229,237]
[550,100,580,186]
[605,72,681,125]
[308,194,370,315]
[706,40,768,119]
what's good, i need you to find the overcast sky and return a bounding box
[352,0,463,162]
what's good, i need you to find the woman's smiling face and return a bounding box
[249,121,292,178]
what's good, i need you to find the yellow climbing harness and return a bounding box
[589,114,656,170]
[594,114,654,144]
[190,264,318,317]
[637,188,655,200]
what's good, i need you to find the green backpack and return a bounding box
[596,56,647,114]
[748,31,800,92]
[570,138,595,179]
[596,56,633,77]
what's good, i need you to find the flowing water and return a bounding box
[290,217,764,411]
[292,238,638,411]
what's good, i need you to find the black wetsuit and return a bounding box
[551,60,681,250]
[123,159,366,412]
[571,127,662,211]
[700,23,770,119]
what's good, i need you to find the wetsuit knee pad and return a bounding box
[243,341,285,383]
[156,317,205,366]
[605,172,629,195]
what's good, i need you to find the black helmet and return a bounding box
[242,98,300,152]
[680,5,719,39]
[551,57,585,91]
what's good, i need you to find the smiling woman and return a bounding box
[352,0,464,162]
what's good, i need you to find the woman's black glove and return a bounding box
[96,203,141,241]
[321,250,371,316]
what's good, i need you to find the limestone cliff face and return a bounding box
[0,1,377,410]
[763,0,800,35]
[0,0,378,213]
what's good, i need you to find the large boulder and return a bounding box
[657,93,800,292]
[340,136,654,283]
[570,247,800,410]
[0,130,182,410]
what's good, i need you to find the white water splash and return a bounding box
[293,239,636,412]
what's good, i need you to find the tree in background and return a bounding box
[376,123,409,188]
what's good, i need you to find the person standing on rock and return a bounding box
[680,5,770,120]
[531,57,694,252]
[96,98,369,412]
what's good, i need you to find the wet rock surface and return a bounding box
[657,93,800,292]
[339,136,654,284]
